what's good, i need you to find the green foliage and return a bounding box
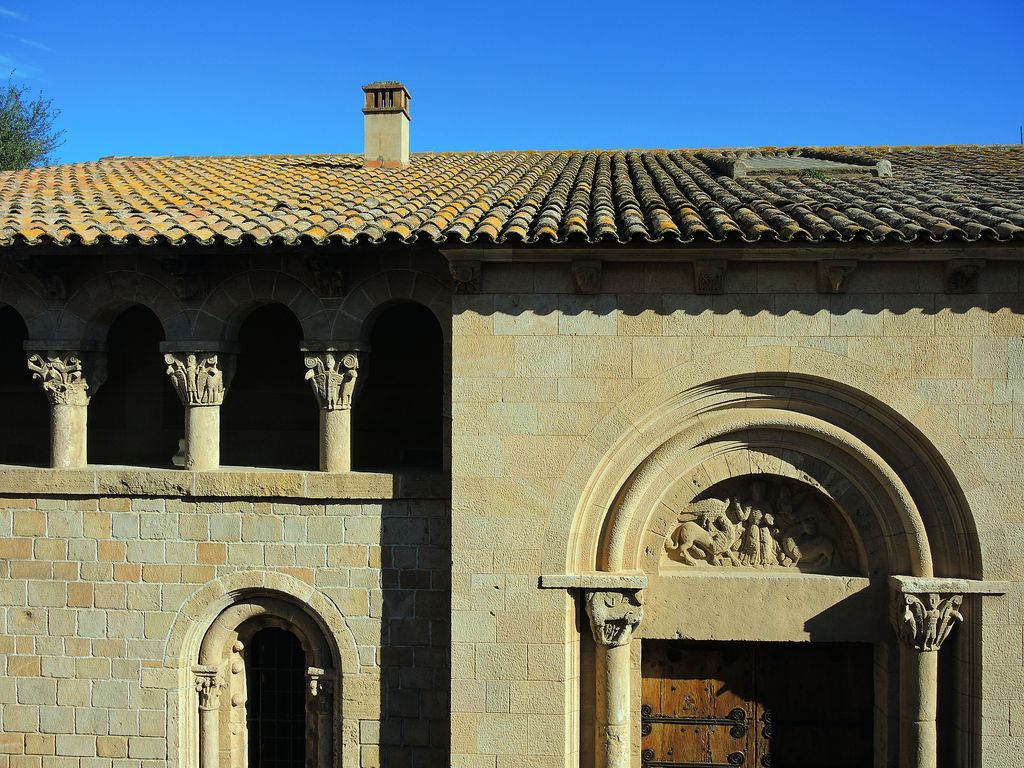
[0,75,64,170]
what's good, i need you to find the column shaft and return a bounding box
[899,644,938,768]
[596,642,631,768]
[198,705,219,768]
[186,405,221,471]
[51,402,87,468]
[320,409,351,473]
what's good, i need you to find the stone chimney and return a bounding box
[362,81,410,168]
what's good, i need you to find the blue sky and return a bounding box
[3,0,1022,164]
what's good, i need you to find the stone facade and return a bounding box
[0,244,1022,768]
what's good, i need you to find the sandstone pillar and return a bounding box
[194,665,222,768]
[163,349,234,471]
[891,590,964,768]
[303,350,359,472]
[585,588,644,768]
[26,347,106,468]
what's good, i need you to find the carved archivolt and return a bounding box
[664,477,850,573]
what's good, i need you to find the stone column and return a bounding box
[194,665,222,768]
[303,350,359,472]
[163,350,234,471]
[306,667,334,768]
[890,591,964,768]
[26,347,106,468]
[585,588,644,768]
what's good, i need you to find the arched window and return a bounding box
[246,628,306,768]
[88,305,179,466]
[0,306,48,464]
[194,597,337,768]
[221,304,317,469]
[354,303,443,469]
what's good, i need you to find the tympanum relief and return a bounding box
[664,477,855,573]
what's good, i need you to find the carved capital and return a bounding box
[693,260,727,295]
[584,589,644,647]
[572,260,602,294]
[449,260,481,294]
[164,353,232,406]
[26,351,104,406]
[306,667,334,712]
[304,352,359,410]
[193,665,222,711]
[891,592,964,652]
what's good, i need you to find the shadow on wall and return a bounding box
[452,261,1024,319]
[378,495,451,768]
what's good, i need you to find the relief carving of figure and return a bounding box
[164,353,226,406]
[665,478,842,571]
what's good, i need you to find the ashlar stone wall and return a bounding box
[0,477,450,768]
[449,256,1024,768]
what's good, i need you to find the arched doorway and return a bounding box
[563,365,985,768]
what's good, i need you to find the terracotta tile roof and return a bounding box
[0,146,1022,248]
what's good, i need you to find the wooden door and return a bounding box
[641,641,872,768]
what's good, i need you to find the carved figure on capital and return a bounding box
[165,353,229,406]
[26,352,99,406]
[665,478,842,572]
[584,589,644,647]
[303,352,359,410]
[892,592,964,652]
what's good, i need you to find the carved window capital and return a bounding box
[304,351,359,410]
[891,592,964,652]
[584,588,644,647]
[164,352,233,406]
[193,664,222,711]
[26,350,105,406]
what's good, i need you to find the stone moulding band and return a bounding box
[0,466,445,500]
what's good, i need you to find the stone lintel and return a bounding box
[539,571,648,590]
[889,575,1010,596]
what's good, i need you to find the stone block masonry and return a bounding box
[0,489,450,768]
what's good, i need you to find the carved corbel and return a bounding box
[303,352,359,410]
[817,259,857,294]
[890,592,964,652]
[305,255,346,298]
[584,589,644,647]
[164,352,233,406]
[693,260,727,295]
[193,665,222,711]
[449,260,481,294]
[26,349,106,406]
[945,259,984,294]
[572,260,602,294]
